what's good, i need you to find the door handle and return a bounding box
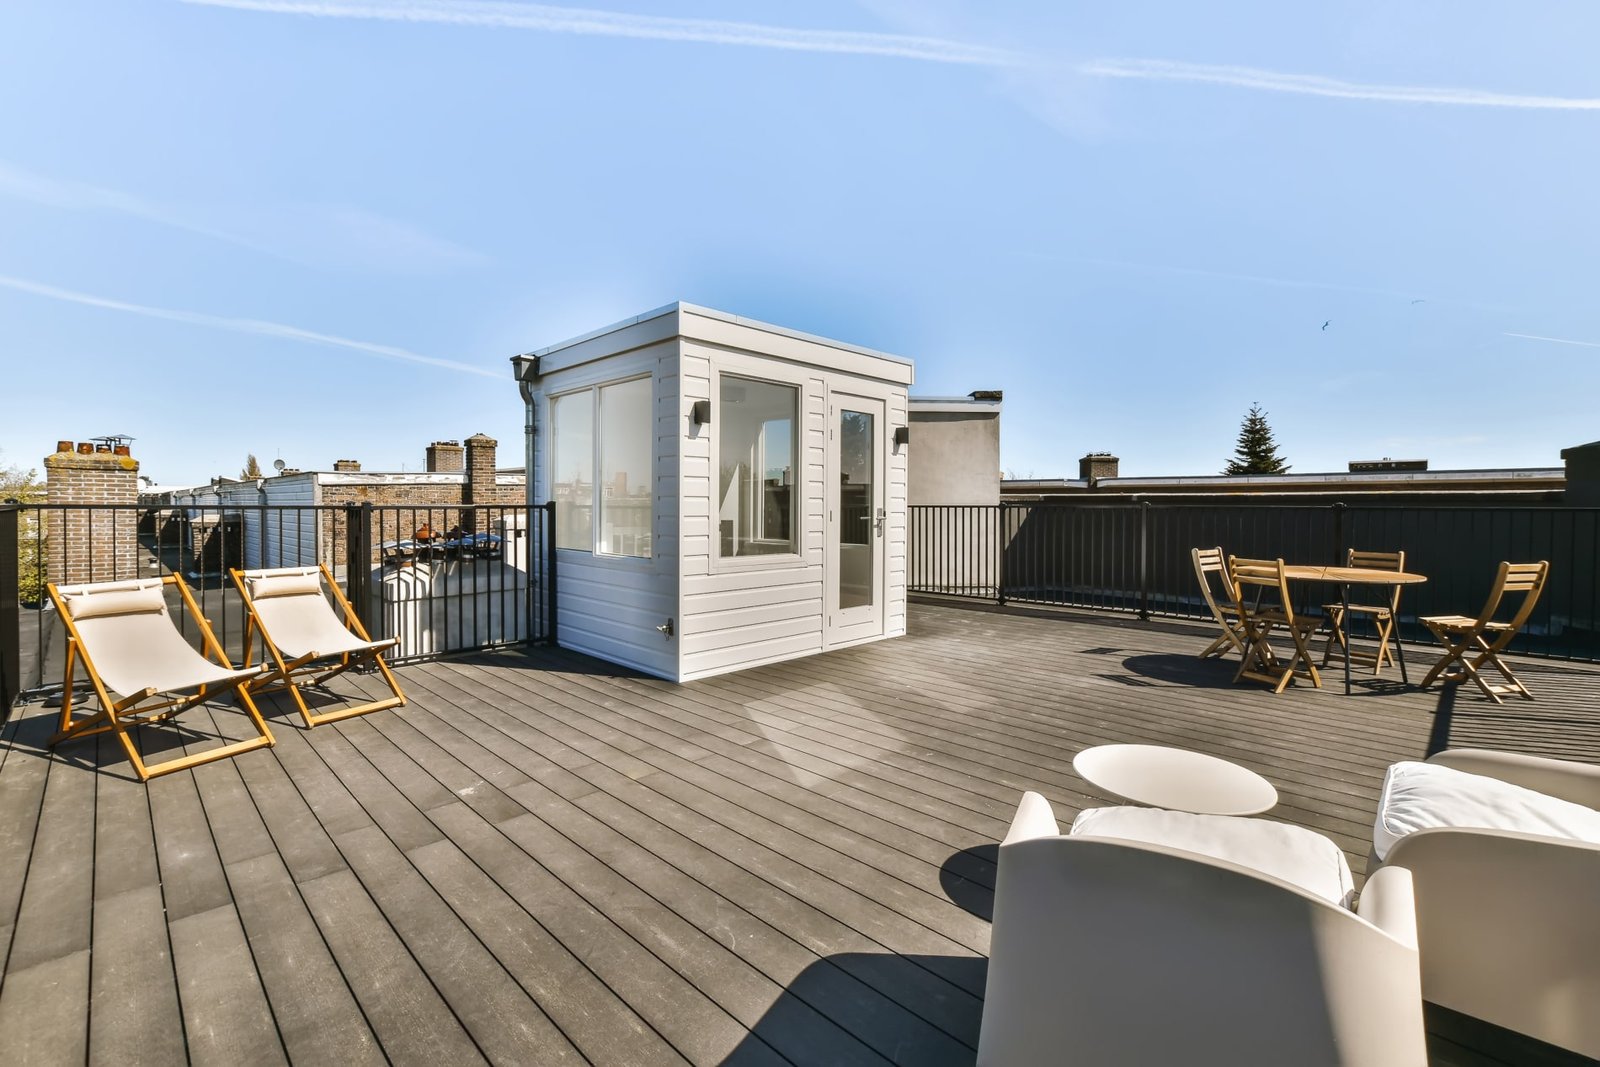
[873,508,886,536]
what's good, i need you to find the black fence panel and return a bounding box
[3,501,554,714]
[910,501,1600,662]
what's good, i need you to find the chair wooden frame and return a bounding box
[1321,549,1406,675]
[1191,547,1247,659]
[1418,561,1549,703]
[231,563,406,728]
[48,574,275,781]
[1229,556,1323,694]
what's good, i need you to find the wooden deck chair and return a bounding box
[1419,561,1549,704]
[1321,549,1406,675]
[48,575,275,781]
[1192,547,1247,659]
[231,564,406,727]
[1229,557,1323,694]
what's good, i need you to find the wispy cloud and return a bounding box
[178,1,1600,113]
[0,159,484,273]
[0,160,256,248]
[0,273,500,378]
[176,0,1016,64]
[1504,331,1600,350]
[1079,59,1600,111]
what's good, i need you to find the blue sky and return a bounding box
[3,1,1598,485]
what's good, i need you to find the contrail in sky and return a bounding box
[0,274,501,378]
[1080,59,1600,111]
[1504,332,1600,350]
[175,0,1015,65]
[176,0,1600,111]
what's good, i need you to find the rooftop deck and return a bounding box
[1,601,1596,1065]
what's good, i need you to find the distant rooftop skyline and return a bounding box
[4,1,1599,484]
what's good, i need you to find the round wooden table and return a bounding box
[1283,565,1428,693]
[1072,744,1279,816]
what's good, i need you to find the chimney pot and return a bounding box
[56,440,72,453]
[426,439,465,473]
[1079,452,1120,484]
[77,442,93,454]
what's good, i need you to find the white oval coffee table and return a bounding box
[1072,744,1278,816]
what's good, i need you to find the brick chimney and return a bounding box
[332,459,362,472]
[1079,452,1119,484]
[464,434,497,505]
[426,440,464,473]
[44,439,141,584]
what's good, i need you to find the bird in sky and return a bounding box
[1411,298,1426,305]
[1321,320,1330,331]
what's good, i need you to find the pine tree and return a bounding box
[241,454,263,479]
[1224,403,1290,475]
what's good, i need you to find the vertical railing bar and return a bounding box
[1,504,20,720]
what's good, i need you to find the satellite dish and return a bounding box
[272,458,286,471]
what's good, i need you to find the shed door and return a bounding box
[826,393,886,647]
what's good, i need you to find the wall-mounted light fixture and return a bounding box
[691,400,712,427]
[893,425,910,447]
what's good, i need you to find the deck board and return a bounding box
[2,601,1598,1065]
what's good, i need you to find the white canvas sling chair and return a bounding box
[231,564,405,728]
[48,575,275,781]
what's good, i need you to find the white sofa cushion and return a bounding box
[1070,806,1355,907]
[1373,760,1600,861]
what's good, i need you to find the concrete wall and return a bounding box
[908,411,1000,506]
[1563,439,1600,506]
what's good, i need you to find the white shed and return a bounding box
[514,302,913,682]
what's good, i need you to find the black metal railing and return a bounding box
[2,501,556,720]
[910,501,1600,661]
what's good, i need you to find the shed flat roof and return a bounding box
[516,301,914,369]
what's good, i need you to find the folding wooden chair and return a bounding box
[47,575,275,780]
[1191,547,1246,659]
[1229,556,1323,694]
[1321,548,1406,675]
[1419,561,1549,703]
[231,564,406,728]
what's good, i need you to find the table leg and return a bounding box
[1342,582,1353,695]
[1394,606,1409,685]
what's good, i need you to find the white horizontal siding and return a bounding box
[533,342,681,680]
[680,361,829,681]
[555,554,677,680]
[886,389,909,638]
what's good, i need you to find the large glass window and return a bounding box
[551,391,594,551]
[599,377,652,558]
[718,376,796,558]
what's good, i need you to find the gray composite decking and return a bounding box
[1,600,1597,1065]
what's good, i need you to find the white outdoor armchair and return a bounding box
[1370,749,1600,1058]
[978,792,1427,1066]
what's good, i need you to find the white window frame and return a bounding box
[548,374,654,561]
[710,367,805,572]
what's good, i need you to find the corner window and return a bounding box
[551,378,653,558]
[551,391,594,551]
[599,377,652,558]
[718,376,796,558]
